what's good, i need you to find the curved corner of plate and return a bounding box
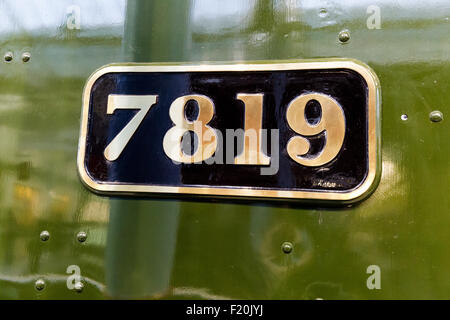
[82,64,119,100]
[342,161,382,205]
[340,58,380,86]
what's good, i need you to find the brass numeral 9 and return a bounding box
[286,93,346,167]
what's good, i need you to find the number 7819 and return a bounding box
[103,92,345,167]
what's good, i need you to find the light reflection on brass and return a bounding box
[234,93,270,165]
[78,59,380,202]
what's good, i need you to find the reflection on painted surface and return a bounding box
[0,0,448,299]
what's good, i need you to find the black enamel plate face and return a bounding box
[78,61,380,202]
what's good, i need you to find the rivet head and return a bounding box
[35,279,45,291]
[4,52,13,62]
[77,231,87,243]
[429,110,443,122]
[318,8,328,18]
[40,230,50,241]
[74,281,84,293]
[22,52,31,62]
[338,30,350,43]
[281,242,293,254]
[401,114,408,121]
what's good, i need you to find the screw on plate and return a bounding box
[338,29,350,43]
[35,279,45,291]
[22,52,31,62]
[4,52,13,62]
[401,114,408,121]
[40,230,50,241]
[281,242,293,254]
[429,110,443,122]
[76,231,87,243]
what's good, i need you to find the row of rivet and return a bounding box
[3,51,31,63]
[401,111,444,122]
[35,279,84,293]
[40,230,87,242]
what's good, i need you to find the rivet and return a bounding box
[35,279,45,291]
[281,242,293,254]
[338,29,350,43]
[77,231,87,243]
[40,230,50,241]
[22,52,31,62]
[401,114,408,121]
[74,281,84,293]
[429,110,443,122]
[4,52,13,62]
[318,8,328,18]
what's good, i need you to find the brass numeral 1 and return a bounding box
[234,93,271,165]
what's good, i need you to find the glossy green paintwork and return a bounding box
[0,0,449,299]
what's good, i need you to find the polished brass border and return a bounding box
[77,59,381,203]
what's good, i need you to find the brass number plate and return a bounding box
[78,60,380,203]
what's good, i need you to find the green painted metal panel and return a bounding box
[0,0,448,299]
